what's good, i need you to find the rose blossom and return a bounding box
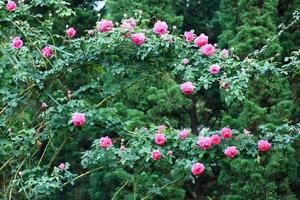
[6,1,16,11]
[210,64,221,75]
[180,82,195,95]
[221,127,232,139]
[151,150,161,160]
[155,133,166,146]
[194,33,208,47]
[258,140,271,152]
[120,22,134,32]
[120,145,126,151]
[211,134,221,145]
[221,49,229,59]
[58,163,65,171]
[66,27,76,38]
[99,136,113,149]
[157,125,166,134]
[97,20,114,32]
[201,44,215,56]
[191,162,205,175]
[131,33,145,46]
[11,37,23,49]
[167,150,173,156]
[224,146,238,158]
[197,137,212,150]
[182,58,189,65]
[42,46,53,58]
[184,30,195,42]
[179,129,189,140]
[71,112,86,126]
[153,21,168,36]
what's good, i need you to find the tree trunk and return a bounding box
[190,95,198,135]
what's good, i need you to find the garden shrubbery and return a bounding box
[0,1,299,199]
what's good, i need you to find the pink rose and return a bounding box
[131,33,145,46]
[194,33,208,47]
[224,146,238,158]
[11,37,23,49]
[58,163,65,171]
[97,20,114,32]
[88,30,94,35]
[201,44,215,56]
[191,162,205,175]
[120,22,134,32]
[221,127,232,139]
[151,150,161,160]
[155,133,166,146]
[71,112,86,126]
[211,134,221,145]
[153,21,168,36]
[99,136,113,149]
[179,129,189,140]
[181,58,189,65]
[210,64,221,75]
[221,49,229,59]
[197,137,212,150]
[184,31,195,42]
[66,27,76,38]
[6,1,16,11]
[180,82,195,95]
[125,18,136,27]
[42,46,53,58]
[41,103,48,109]
[120,145,126,151]
[157,125,166,134]
[167,150,173,156]
[258,140,271,152]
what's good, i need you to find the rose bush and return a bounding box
[0,1,299,200]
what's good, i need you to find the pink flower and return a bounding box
[211,134,221,145]
[131,33,145,46]
[58,163,65,171]
[182,58,189,65]
[179,129,189,140]
[120,145,126,151]
[167,150,173,156]
[155,133,166,146]
[41,103,48,109]
[194,34,208,47]
[197,137,212,150]
[66,27,76,38]
[42,46,53,58]
[184,31,195,42]
[157,125,166,134]
[99,136,113,149]
[224,146,238,158]
[221,49,229,59]
[88,30,94,35]
[97,20,114,32]
[201,44,215,56]
[151,150,161,160]
[11,37,23,49]
[125,18,136,27]
[153,21,168,36]
[6,1,16,11]
[180,82,195,95]
[221,127,232,139]
[120,22,134,32]
[191,162,205,175]
[243,129,251,135]
[210,64,221,75]
[258,140,271,152]
[71,112,86,126]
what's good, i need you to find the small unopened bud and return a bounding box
[41,103,48,109]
